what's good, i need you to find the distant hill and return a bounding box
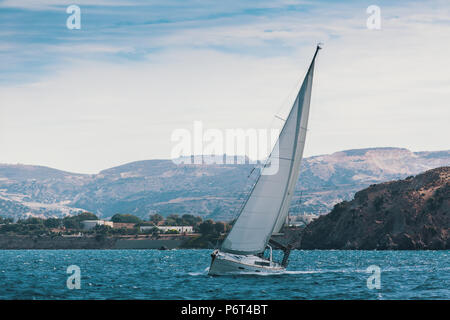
[300,167,449,250]
[0,147,449,221]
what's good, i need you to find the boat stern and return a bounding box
[208,250,284,276]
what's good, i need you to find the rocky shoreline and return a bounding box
[299,167,449,250]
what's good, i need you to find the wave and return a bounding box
[187,267,384,277]
[188,267,210,276]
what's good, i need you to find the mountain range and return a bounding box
[0,147,449,221]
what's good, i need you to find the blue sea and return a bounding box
[0,250,448,300]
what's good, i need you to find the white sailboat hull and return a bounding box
[208,250,285,276]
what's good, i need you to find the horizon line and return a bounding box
[1,146,449,175]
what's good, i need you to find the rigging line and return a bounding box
[263,51,315,167]
[247,166,258,178]
[295,190,303,215]
[270,156,293,161]
[265,55,314,152]
[273,68,308,120]
[226,66,313,249]
[227,162,261,225]
[227,105,284,226]
[228,83,292,221]
[224,45,320,251]
[227,74,303,250]
[268,46,319,239]
[222,146,275,247]
[271,45,321,126]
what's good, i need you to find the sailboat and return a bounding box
[208,45,321,275]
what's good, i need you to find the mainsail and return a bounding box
[221,46,320,255]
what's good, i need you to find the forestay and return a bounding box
[221,46,320,255]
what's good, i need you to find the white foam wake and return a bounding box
[188,267,210,276]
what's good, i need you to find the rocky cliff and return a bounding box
[300,167,449,250]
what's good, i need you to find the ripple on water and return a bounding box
[0,250,448,299]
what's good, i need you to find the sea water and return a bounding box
[0,249,448,299]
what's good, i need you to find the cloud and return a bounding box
[0,0,449,173]
[0,0,141,11]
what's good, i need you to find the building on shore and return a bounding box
[140,225,194,234]
[61,232,83,237]
[81,220,114,230]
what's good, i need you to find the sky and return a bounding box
[0,0,449,173]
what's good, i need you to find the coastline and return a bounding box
[0,235,190,250]
[0,235,448,250]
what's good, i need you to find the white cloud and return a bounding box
[0,0,314,11]
[0,0,140,11]
[0,0,449,173]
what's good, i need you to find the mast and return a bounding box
[221,45,321,255]
[271,44,321,234]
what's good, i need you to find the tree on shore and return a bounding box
[181,219,230,249]
[181,214,202,226]
[63,212,98,229]
[44,218,61,228]
[149,214,164,224]
[111,213,142,224]
[0,216,13,224]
